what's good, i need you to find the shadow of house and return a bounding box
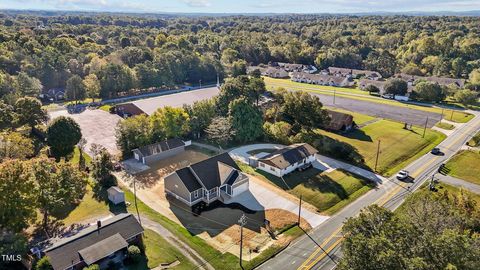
[343,129,373,142]
[168,197,265,237]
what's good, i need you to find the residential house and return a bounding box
[291,72,354,87]
[394,73,465,88]
[328,67,382,80]
[132,138,188,165]
[275,62,317,74]
[164,153,249,206]
[257,143,318,177]
[325,110,355,132]
[114,103,146,118]
[264,67,290,78]
[358,79,387,93]
[40,88,65,102]
[43,213,144,270]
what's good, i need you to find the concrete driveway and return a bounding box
[229,143,285,164]
[49,109,122,156]
[224,177,329,228]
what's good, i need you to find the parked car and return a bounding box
[431,148,442,155]
[381,93,394,99]
[396,170,409,180]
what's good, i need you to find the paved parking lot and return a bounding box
[312,93,442,127]
[49,109,122,156]
[133,87,220,115]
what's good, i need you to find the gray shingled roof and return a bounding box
[133,138,185,157]
[44,214,143,270]
[78,233,128,265]
[259,143,318,170]
[174,153,241,191]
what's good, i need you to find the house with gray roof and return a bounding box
[132,138,187,165]
[164,153,249,206]
[328,67,382,80]
[394,73,465,88]
[43,213,143,270]
[257,143,318,177]
[291,72,354,87]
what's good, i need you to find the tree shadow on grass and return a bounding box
[341,129,373,142]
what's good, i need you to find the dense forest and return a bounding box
[0,12,479,102]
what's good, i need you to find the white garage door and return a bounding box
[232,182,249,197]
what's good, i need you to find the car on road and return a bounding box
[431,148,442,155]
[381,93,394,99]
[396,170,409,180]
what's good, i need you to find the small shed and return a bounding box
[107,186,125,205]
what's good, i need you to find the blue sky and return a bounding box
[1,0,479,13]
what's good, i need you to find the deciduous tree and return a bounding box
[46,116,82,157]
[229,98,263,143]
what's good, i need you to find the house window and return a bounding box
[260,163,265,168]
[270,167,276,172]
[193,189,200,199]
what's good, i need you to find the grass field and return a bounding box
[445,150,480,185]
[238,163,374,215]
[99,104,113,112]
[128,229,195,270]
[435,121,455,130]
[316,120,446,176]
[264,77,474,123]
[467,131,480,147]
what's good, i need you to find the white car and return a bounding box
[396,170,409,180]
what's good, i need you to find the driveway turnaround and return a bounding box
[49,109,122,155]
[229,143,285,164]
[311,93,442,127]
[224,177,329,228]
[133,87,220,115]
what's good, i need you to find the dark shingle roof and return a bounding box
[190,153,240,190]
[326,110,354,131]
[133,138,185,157]
[176,167,202,192]
[44,214,143,270]
[259,144,318,170]
[78,233,127,265]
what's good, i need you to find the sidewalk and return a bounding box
[436,174,480,194]
[314,154,387,185]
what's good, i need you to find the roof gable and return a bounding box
[259,144,318,170]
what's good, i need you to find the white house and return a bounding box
[257,143,318,177]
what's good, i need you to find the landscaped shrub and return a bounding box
[127,245,142,263]
[83,264,100,270]
[35,256,53,270]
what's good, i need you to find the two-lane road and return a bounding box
[259,111,480,270]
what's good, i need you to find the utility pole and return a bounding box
[133,175,142,225]
[297,196,302,227]
[441,108,444,120]
[450,110,454,121]
[199,79,202,89]
[333,89,336,104]
[374,140,381,172]
[238,214,247,269]
[422,116,429,138]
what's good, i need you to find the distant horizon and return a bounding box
[1,0,479,15]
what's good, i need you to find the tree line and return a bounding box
[0,13,479,105]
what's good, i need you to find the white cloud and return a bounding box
[183,0,211,8]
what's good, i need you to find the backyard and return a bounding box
[445,150,480,185]
[239,164,374,215]
[316,119,446,176]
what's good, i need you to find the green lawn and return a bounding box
[99,104,113,112]
[316,120,446,176]
[264,77,474,123]
[445,150,480,185]
[67,146,92,166]
[467,131,480,147]
[325,107,377,126]
[122,187,298,270]
[264,77,369,96]
[239,163,374,215]
[435,122,455,130]
[127,229,195,270]
[59,184,111,226]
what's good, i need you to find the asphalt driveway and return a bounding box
[48,109,122,156]
[312,93,442,128]
[133,87,220,115]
